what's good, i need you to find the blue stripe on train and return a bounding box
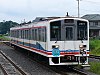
[16,41,89,52]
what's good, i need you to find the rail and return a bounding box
[89,55,100,59]
[0,50,28,75]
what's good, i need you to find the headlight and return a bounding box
[52,45,59,49]
[55,45,59,48]
[79,45,83,48]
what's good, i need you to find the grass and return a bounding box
[90,39,100,56]
[89,61,100,75]
[89,39,100,74]
[0,35,10,41]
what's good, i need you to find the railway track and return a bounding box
[89,55,100,59]
[0,50,28,75]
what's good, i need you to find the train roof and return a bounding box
[31,16,89,23]
[10,16,88,30]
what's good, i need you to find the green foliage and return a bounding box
[90,40,100,56]
[0,21,18,34]
[89,62,100,74]
[0,35,10,41]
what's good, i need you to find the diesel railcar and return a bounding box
[10,17,89,66]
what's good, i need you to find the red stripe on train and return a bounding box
[11,42,90,56]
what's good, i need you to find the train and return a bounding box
[10,17,89,66]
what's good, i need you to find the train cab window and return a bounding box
[66,27,73,40]
[77,21,87,40]
[50,21,61,41]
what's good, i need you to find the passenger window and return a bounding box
[41,28,44,42]
[38,28,41,41]
[35,29,37,41]
[32,29,34,40]
[42,27,46,42]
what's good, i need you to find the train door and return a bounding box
[65,26,74,40]
[64,25,75,51]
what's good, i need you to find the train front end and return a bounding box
[48,18,89,66]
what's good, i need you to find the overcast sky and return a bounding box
[0,0,100,23]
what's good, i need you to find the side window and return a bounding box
[19,30,21,38]
[25,30,26,39]
[21,30,22,38]
[16,30,17,38]
[38,28,41,41]
[17,30,19,38]
[32,29,35,40]
[13,30,15,37]
[44,27,46,42]
[25,30,28,39]
[42,28,44,42]
[13,31,14,37]
[15,31,16,37]
[35,29,37,41]
[22,30,23,39]
[41,27,46,42]
[41,28,44,42]
[13,31,15,37]
[28,29,31,40]
[26,30,28,39]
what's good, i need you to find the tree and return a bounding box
[0,21,18,34]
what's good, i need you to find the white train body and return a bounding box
[10,17,89,65]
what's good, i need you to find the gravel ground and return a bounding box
[0,43,59,75]
[0,68,4,75]
[89,58,100,62]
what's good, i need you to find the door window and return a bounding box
[66,27,73,40]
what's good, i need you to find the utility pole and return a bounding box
[76,0,81,17]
